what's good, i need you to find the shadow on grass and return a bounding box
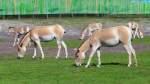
[101,62,127,66]
[73,62,127,67]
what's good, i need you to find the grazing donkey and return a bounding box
[128,21,143,38]
[75,25,143,68]
[8,26,30,47]
[17,24,68,59]
[80,23,102,40]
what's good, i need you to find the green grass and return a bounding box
[41,36,150,48]
[132,36,150,44]
[41,39,81,48]
[0,51,150,84]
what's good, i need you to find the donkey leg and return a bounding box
[85,45,99,68]
[56,40,62,59]
[61,41,68,59]
[35,40,44,59]
[32,47,37,59]
[96,50,101,68]
[13,35,18,47]
[32,42,37,59]
[85,50,95,68]
[124,45,132,67]
[16,38,20,44]
[129,44,137,66]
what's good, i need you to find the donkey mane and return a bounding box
[18,32,30,47]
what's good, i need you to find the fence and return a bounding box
[0,0,150,15]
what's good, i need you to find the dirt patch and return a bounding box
[0,41,149,58]
[0,17,150,36]
[0,17,150,57]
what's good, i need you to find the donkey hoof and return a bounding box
[32,58,35,59]
[97,65,101,68]
[65,57,68,59]
[128,64,131,67]
[135,64,138,67]
[85,65,89,68]
[17,57,21,59]
[32,57,35,59]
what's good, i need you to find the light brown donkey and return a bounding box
[80,23,102,40]
[128,21,143,39]
[8,26,30,47]
[17,24,68,59]
[75,25,143,68]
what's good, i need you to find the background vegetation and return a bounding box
[1,0,150,15]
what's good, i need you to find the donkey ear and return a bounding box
[73,48,80,53]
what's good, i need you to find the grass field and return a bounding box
[0,16,150,83]
[0,36,150,84]
[0,51,150,84]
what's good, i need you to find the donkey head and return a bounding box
[128,22,144,39]
[74,48,85,66]
[17,43,27,59]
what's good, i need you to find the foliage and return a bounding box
[1,0,150,15]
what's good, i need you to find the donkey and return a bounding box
[17,24,68,59]
[8,26,30,47]
[128,21,143,38]
[80,23,102,40]
[75,25,143,68]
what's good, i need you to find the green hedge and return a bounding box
[0,0,150,15]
